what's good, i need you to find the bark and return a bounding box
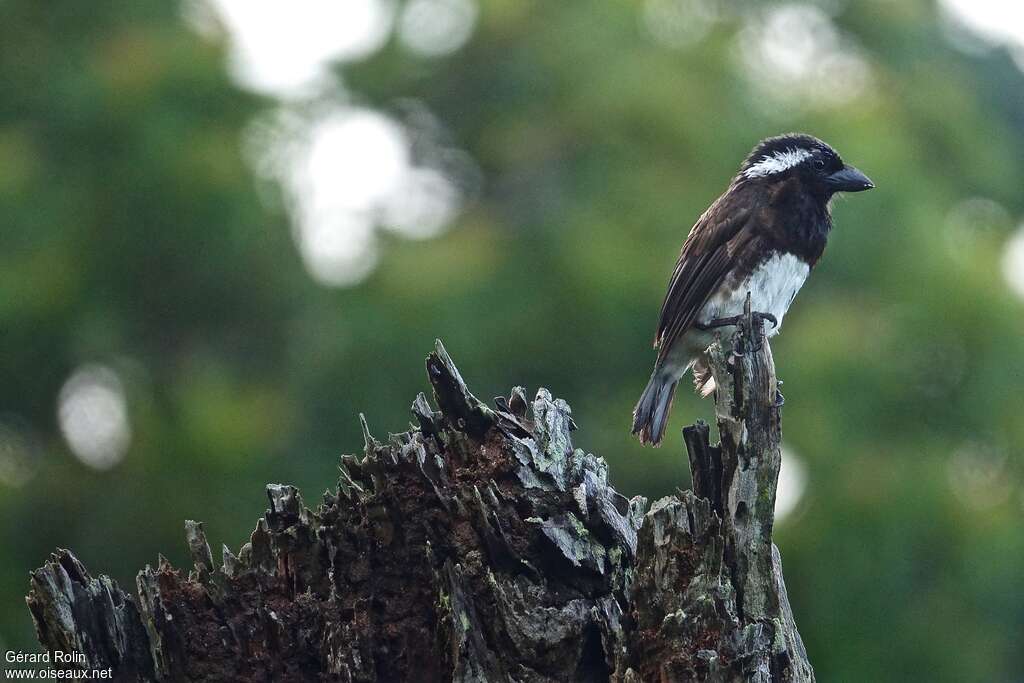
[26,323,812,682]
[625,301,813,682]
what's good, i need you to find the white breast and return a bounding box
[699,252,810,336]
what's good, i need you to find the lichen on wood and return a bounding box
[26,328,812,682]
[626,302,813,681]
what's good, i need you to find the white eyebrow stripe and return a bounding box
[743,147,813,178]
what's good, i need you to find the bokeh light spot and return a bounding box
[776,445,808,522]
[304,111,410,211]
[944,197,1010,262]
[249,106,468,287]
[296,212,380,288]
[382,167,462,239]
[201,0,394,96]
[735,4,872,111]
[398,0,478,58]
[1002,226,1024,301]
[940,1,1024,50]
[57,365,131,470]
[641,0,720,50]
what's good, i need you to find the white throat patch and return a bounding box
[743,147,813,179]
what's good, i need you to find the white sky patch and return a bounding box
[201,0,394,97]
[398,0,478,58]
[774,446,806,520]
[743,148,813,178]
[304,111,411,211]
[187,1,477,286]
[291,110,405,287]
[250,107,466,287]
[58,365,131,471]
[295,212,380,288]
[776,445,808,522]
[1002,226,1024,301]
[381,167,463,239]
[736,4,872,111]
[940,0,1024,65]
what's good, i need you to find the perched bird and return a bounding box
[632,133,874,446]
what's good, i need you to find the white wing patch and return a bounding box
[743,147,813,178]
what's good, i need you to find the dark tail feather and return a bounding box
[631,372,679,447]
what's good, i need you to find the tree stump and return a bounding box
[625,301,813,681]
[26,326,812,681]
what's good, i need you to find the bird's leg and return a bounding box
[695,315,742,331]
[696,294,778,354]
[695,312,778,331]
[698,314,776,353]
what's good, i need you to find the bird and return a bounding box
[631,133,874,446]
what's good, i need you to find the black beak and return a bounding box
[825,165,874,193]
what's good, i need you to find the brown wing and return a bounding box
[654,190,764,360]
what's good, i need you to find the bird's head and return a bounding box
[738,133,874,198]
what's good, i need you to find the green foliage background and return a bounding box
[2,1,1023,680]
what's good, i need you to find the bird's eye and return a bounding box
[813,158,826,170]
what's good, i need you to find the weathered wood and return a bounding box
[626,298,813,681]
[26,332,811,682]
[26,550,154,680]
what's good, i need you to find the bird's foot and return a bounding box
[753,311,778,331]
[772,379,785,407]
[698,294,776,354]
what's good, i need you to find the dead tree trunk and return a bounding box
[625,302,813,682]
[26,323,813,681]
